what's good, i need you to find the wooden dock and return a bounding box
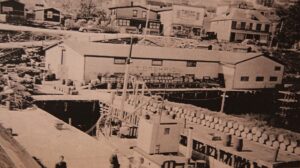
[0,107,125,168]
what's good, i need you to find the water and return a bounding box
[35,100,101,134]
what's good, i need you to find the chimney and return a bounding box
[131,1,134,6]
[186,127,193,159]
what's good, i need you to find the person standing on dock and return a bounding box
[110,150,120,168]
[55,155,67,168]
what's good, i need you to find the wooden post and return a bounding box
[68,118,72,125]
[220,91,226,113]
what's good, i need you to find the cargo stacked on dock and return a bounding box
[124,94,300,156]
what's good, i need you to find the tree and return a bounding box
[62,0,72,13]
[276,1,300,48]
[78,0,97,18]
[77,0,107,20]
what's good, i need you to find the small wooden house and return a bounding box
[34,7,61,24]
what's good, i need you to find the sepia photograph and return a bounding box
[0,0,300,167]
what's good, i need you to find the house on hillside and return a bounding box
[210,6,272,44]
[109,4,161,34]
[34,7,61,24]
[158,4,205,38]
[0,0,25,23]
[45,41,284,90]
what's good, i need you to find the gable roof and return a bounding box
[60,40,270,66]
[109,5,158,12]
[34,7,61,12]
[0,0,24,5]
[211,7,271,23]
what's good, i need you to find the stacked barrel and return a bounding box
[163,101,300,155]
[124,95,300,156]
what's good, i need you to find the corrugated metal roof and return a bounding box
[63,40,263,65]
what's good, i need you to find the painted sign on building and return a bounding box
[176,9,200,21]
[179,135,270,168]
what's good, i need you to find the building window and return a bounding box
[240,76,249,81]
[249,23,253,30]
[149,22,160,29]
[118,19,130,26]
[186,61,197,67]
[265,24,270,32]
[114,58,126,64]
[111,9,116,15]
[241,22,246,30]
[232,21,237,29]
[256,76,264,81]
[2,7,13,13]
[270,76,278,81]
[47,11,53,19]
[152,59,163,66]
[164,128,170,135]
[155,145,160,154]
[275,66,281,71]
[256,24,262,31]
[133,10,138,17]
[180,135,187,146]
[142,11,147,18]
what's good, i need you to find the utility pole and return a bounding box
[121,36,133,118]
[275,21,284,50]
[143,5,151,41]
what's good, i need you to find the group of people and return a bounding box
[54,151,120,168]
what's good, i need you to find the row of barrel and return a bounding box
[53,85,78,95]
[100,75,194,84]
[164,102,300,155]
[130,96,300,155]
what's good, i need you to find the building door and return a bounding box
[230,32,236,42]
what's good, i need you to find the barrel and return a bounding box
[229,128,235,135]
[224,127,230,133]
[235,138,243,152]
[238,124,244,131]
[244,127,251,134]
[233,122,239,130]
[241,132,247,138]
[252,135,259,142]
[273,141,280,148]
[235,130,241,137]
[278,134,286,142]
[290,139,300,148]
[287,145,295,153]
[223,134,232,147]
[227,121,233,128]
[246,133,253,141]
[294,147,300,155]
[259,137,267,144]
[280,143,287,151]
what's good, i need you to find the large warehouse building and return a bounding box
[45,41,284,90]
